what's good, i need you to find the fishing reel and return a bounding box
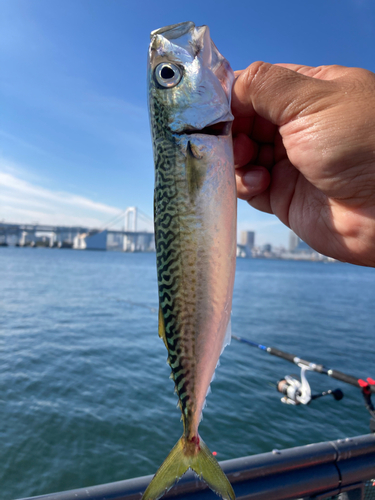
[277,365,344,405]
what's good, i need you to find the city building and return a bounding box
[289,231,299,252]
[262,243,272,253]
[240,231,255,249]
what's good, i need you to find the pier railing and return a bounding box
[20,433,375,500]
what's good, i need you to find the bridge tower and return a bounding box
[123,207,138,252]
[124,206,137,232]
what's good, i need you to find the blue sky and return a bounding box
[1,0,375,245]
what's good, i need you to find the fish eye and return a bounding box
[154,63,182,88]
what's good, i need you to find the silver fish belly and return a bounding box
[144,21,237,500]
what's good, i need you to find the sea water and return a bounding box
[1,247,374,499]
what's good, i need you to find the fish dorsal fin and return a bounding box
[158,306,168,349]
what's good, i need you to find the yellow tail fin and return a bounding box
[142,436,235,500]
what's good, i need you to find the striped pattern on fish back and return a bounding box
[152,102,197,432]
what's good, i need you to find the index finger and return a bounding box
[231,61,336,126]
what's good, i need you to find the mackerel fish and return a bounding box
[144,21,237,500]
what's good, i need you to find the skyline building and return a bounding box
[289,231,299,252]
[240,231,255,249]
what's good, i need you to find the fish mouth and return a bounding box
[178,121,232,137]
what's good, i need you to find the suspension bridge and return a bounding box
[0,207,154,252]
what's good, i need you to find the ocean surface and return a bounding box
[1,247,375,500]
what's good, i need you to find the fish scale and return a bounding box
[144,21,237,500]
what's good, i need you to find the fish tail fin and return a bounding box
[142,438,189,500]
[189,438,235,500]
[142,436,235,500]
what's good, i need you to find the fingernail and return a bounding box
[243,169,264,188]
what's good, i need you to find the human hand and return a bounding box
[232,62,375,267]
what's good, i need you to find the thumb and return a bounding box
[232,61,338,126]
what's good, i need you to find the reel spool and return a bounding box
[277,365,344,405]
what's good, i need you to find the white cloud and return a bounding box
[1,171,119,215]
[0,167,123,228]
[0,204,107,227]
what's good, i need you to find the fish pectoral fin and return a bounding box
[186,141,205,202]
[142,437,235,500]
[158,306,168,349]
[190,438,235,500]
[141,438,190,500]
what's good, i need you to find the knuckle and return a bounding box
[241,61,273,91]
[341,67,375,96]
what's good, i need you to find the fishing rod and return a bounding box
[232,335,375,431]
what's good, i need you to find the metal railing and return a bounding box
[20,433,375,500]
